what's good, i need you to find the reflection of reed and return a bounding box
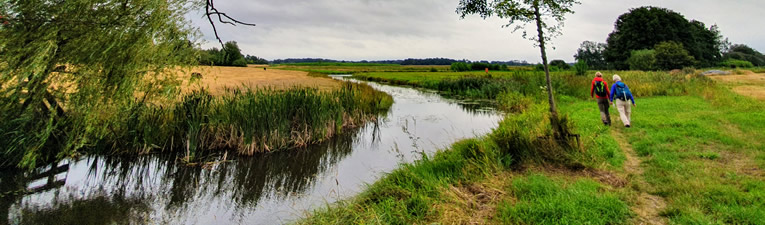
[3,124,363,223]
[1,162,79,224]
[16,191,151,224]
[453,101,499,116]
[365,79,500,116]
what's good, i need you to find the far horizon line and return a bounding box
[263,57,556,64]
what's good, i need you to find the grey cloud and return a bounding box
[190,0,765,62]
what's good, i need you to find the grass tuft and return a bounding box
[497,174,631,225]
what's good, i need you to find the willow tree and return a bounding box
[457,0,579,132]
[0,0,197,169]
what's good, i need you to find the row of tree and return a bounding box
[245,55,269,64]
[574,6,763,70]
[269,58,532,66]
[198,41,269,66]
[450,62,510,71]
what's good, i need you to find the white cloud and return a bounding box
[189,0,765,63]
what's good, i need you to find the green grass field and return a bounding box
[300,68,765,224]
[621,95,765,224]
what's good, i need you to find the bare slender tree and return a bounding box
[457,0,580,135]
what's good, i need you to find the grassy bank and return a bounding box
[0,82,393,168]
[354,70,703,100]
[302,90,631,224]
[301,69,765,224]
[619,93,765,224]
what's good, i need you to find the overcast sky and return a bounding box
[188,0,765,63]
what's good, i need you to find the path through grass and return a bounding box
[300,70,765,224]
[620,95,765,224]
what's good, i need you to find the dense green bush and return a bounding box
[550,60,570,70]
[724,44,765,66]
[720,59,754,68]
[232,58,248,67]
[535,64,561,72]
[574,41,608,70]
[627,49,656,71]
[198,41,248,67]
[604,6,721,69]
[574,60,588,76]
[450,62,507,72]
[470,62,503,71]
[450,62,470,72]
[654,41,696,70]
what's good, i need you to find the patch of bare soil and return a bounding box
[611,130,667,225]
[436,175,509,224]
[178,66,341,95]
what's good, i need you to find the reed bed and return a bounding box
[107,82,393,162]
[1,82,392,168]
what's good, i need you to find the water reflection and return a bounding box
[2,81,502,225]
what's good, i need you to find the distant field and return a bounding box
[277,62,395,67]
[273,64,452,74]
[354,71,517,84]
[179,65,340,95]
[708,72,765,100]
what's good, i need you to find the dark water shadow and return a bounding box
[2,81,501,225]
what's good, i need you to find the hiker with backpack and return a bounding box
[590,72,612,126]
[610,75,636,128]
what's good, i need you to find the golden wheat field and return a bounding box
[708,73,765,100]
[178,65,341,95]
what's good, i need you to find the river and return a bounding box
[0,81,502,224]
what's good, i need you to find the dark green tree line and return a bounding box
[574,41,607,69]
[245,55,269,64]
[603,6,722,69]
[724,44,765,67]
[199,41,248,67]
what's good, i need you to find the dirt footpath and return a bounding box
[178,65,340,95]
[708,73,765,100]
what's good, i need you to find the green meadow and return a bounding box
[301,65,765,224]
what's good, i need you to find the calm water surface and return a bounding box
[1,81,502,225]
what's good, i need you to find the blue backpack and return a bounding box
[614,82,632,100]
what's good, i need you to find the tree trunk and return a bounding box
[533,1,561,133]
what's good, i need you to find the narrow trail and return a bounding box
[610,129,667,225]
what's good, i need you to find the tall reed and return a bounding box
[1,82,393,168]
[115,82,393,162]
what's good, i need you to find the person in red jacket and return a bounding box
[590,72,612,126]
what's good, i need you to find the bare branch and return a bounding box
[204,0,256,49]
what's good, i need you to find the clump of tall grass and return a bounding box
[497,174,631,224]
[492,99,578,166]
[1,82,393,168]
[112,82,393,162]
[300,136,510,224]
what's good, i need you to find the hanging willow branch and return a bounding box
[205,0,256,49]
